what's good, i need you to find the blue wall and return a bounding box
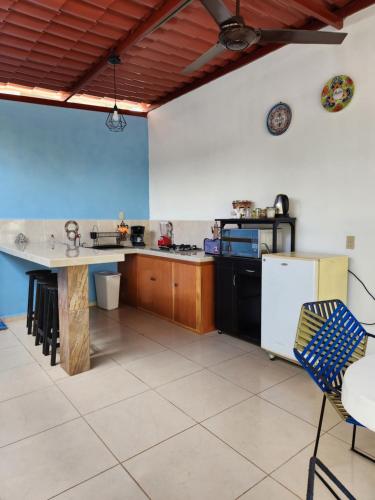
[0,100,149,316]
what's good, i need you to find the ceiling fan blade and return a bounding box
[181,44,226,75]
[258,29,347,45]
[200,0,233,26]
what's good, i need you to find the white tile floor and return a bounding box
[1,305,375,499]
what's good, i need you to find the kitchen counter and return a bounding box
[103,246,214,263]
[0,242,214,266]
[0,241,125,267]
[0,241,213,376]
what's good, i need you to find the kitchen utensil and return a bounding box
[204,238,220,255]
[266,207,276,218]
[158,221,174,248]
[274,194,289,216]
[130,226,146,247]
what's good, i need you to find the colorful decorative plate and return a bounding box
[267,102,292,136]
[321,75,355,112]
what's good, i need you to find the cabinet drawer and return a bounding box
[235,259,262,277]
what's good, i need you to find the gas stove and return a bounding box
[154,244,202,255]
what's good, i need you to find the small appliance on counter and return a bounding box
[153,244,202,255]
[274,194,289,216]
[221,228,275,258]
[130,226,146,247]
[157,221,174,248]
[204,239,220,255]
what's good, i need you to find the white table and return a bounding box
[342,354,375,431]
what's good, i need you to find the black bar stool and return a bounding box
[26,269,51,334]
[42,284,60,366]
[33,274,57,342]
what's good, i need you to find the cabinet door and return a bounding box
[153,258,173,319]
[137,256,156,311]
[137,256,173,318]
[235,260,262,343]
[173,262,197,329]
[119,255,138,307]
[261,257,317,360]
[215,259,235,334]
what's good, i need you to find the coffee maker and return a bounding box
[130,226,146,247]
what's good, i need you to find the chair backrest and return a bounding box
[294,300,367,393]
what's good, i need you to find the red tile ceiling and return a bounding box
[0,0,373,114]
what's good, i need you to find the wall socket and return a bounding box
[346,235,355,250]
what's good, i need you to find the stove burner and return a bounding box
[172,244,199,252]
[157,244,202,253]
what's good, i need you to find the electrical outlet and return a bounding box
[346,235,355,250]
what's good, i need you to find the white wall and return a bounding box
[149,6,375,336]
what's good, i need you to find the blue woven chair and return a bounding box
[294,299,375,461]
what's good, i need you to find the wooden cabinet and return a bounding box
[137,255,173,319]
[215,257,262,344]
[173,262,197,329]
[119,255,214,334]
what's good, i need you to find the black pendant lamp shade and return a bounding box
[106,53,127,132]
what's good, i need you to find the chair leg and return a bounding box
[350,424,375,463]
[307,456,355,500]
[313,394,326,457]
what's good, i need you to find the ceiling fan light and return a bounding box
[225,38,249,51]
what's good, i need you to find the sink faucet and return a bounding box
[65,220,80,248]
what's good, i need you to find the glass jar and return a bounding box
[266,207,276,218]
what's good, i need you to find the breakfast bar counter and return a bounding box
[0,242,213,375]
[0,241,125,376]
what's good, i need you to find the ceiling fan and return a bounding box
[182,0,347,74]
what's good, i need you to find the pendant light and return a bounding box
[106,53,127,132]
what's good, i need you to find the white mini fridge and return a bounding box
[261,253,348,361]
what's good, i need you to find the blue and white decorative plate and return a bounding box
[267,102,292,136]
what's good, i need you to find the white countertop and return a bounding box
[111,246,214,264]
[0,241,126,267]
[0,242,214,267]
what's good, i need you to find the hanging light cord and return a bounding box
[348,270,375,326]
[113,62,117,106]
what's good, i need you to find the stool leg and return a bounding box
[26,276,35,335]
[32,284,41,338]
[36,286,46,346]
[51,294,58,366]
[43,293,52,356]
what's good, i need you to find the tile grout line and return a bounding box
[0,415,82,450]
[119,463,152,500]
[3,312,337,500]
[46,464,121,500]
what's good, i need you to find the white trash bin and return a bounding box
[94,271,121,310]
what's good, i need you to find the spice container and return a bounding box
[266,207,276,218]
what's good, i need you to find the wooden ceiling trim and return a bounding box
[64,0,193,99]
[276,0,343,28]
[0,93,148,116]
